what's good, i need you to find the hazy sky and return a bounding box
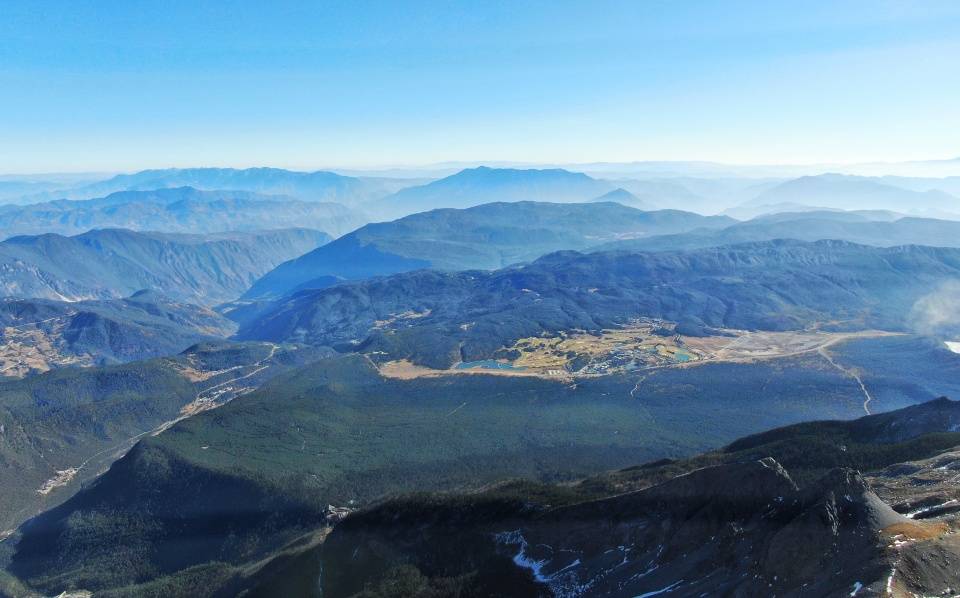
[1,0,959,172]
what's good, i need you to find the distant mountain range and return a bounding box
[0,187,366,239]
[239,240,960,368]
[367,167,616,219]
[596,210,960,253]
[11,167,414,206]
[609,178,715,209]
[587,187,656,210]
[0,173,105,202]
[730,173,960,219]
[0,228,330,305]
[342,157,960,179]
[0,291,235,376]
[5,167,960,223]
[876,174,960,196]
[365,169,960,219]
[242,201,733,300]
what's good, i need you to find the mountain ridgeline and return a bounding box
[11,167,412,206]
[588,187,656,210]
[0,291,235,376]
[0,228,331,305]
[242,201,733,299]
[741,173,959,217]
[0,187,366,239]
[322,399,960,598]
[0,341,329,535]
[367,167,617,219]
[239,240,960,368]
[595,210,960,253]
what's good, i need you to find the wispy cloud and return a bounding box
[909,280,960,337]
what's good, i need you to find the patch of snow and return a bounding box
[850,581,863,596]
[629,564,659,580]
[634,579,684,597]
[495,531,595,597]
[495,530,551,582]
[555,559,581,574]
[906,498,958,519]
[891,537,912,549]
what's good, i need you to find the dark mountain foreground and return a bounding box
[323,398,960,597]
[2,335,958,596]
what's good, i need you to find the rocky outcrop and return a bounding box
[490,460,905,597]
[323,458,930,597]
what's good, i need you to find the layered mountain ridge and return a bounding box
[0,228,330,305]
[239,240,960,368]
[367,167,616,219]
[0,187,366,239]
[0,291,235,376]
[595,211,960,253]
[242,201,733,300]
[11,167,411,206]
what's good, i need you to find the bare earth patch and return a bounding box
[883,521,951,542]
[376,321,901,380]
[37,467,80,495]
[0,318,94,378]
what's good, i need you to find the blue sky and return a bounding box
[1,0,958,172]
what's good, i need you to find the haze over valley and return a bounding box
[0,157,959,597]
[2,2,960,597]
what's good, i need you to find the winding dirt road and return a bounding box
[31,344,280,500]
[817,346,874,415]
